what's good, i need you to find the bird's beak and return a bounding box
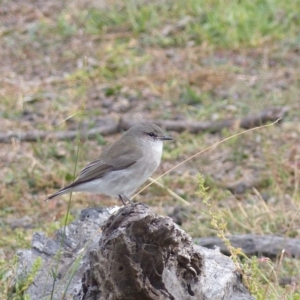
[159,135,173,141]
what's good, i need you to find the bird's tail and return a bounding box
[45,187,72,201]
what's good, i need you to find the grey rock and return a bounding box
[196,234,300,259]
[17,204,254,300]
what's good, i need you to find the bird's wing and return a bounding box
[67,137,144,187]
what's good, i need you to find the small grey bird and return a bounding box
[46,122,172,204]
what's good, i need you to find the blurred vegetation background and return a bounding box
[1,0,300,298]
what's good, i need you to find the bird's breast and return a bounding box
[145,140,163,165]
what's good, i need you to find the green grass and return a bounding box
[0,256,42,300]
[84,0,300,48]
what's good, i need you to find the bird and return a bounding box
[45,122,172,204]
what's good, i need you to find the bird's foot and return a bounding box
[118,194,133,205]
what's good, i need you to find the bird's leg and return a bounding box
[124,195,133,204]
[118,194,133,205]
[118,195,126,205]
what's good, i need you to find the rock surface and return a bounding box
[196,234,300,259]
[17,204,254,300]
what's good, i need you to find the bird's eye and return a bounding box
[147,132,155,137]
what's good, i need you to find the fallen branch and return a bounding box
[0,106,289,143]
[120,106,289,133]
[0,119,120,143]
[196,234,300,259]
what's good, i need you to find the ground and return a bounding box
[1,0,300,298]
